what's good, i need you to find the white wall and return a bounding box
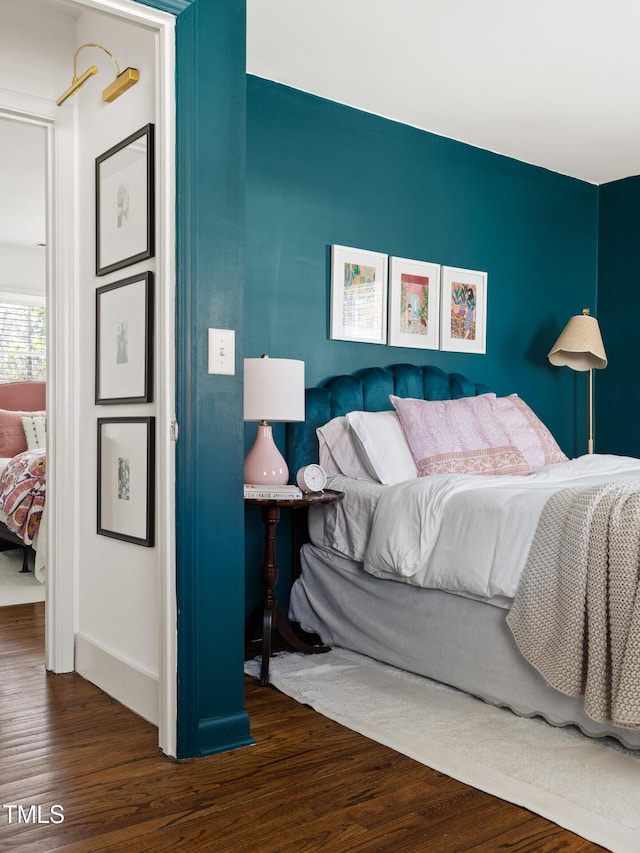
[0,246,45,299]
[0,2,77,102]
[0,117,46,298]
[0,2,72,299]
[74,8,162,724]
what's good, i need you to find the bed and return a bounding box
[286,364,640,749]
[0,381,47,580]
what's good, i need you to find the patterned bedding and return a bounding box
[0,448,46,546]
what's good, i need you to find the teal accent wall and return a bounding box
[245,76,599,617]
[597,176,640,456]
[139,0,253,758]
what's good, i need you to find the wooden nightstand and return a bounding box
[245,488,344,685]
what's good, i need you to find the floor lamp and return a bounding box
[548,308,607,454]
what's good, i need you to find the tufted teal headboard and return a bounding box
[287,363,490,476]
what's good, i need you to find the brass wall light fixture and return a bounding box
[56,43,139,107]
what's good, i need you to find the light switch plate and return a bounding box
[208,328,235,375]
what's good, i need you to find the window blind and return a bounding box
[0,301,46,383]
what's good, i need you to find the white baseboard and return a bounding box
[75,633,159,726]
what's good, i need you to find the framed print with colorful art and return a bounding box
[330,245,388,344]
[440,266,487,354]
[96,123,155,276]
[388,256,441,349]
[97,417,155,547]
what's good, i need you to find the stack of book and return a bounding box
[243,484,304,500]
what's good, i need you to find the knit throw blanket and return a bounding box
[506,479,640,730]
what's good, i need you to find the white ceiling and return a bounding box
[3,0,639,278]
[246,0,640,185]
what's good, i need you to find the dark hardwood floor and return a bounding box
[0,602,603,851]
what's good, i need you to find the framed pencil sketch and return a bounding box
[97,417,155,547]
[96,123,155,276]
[95,272,154,404]
[440,266,488,354]
[330,245,388,344]
[388,256,441,349]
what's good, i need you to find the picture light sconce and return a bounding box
[56,43,139,107]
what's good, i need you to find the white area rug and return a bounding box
[0,550,45,606]
[245,647,640,853]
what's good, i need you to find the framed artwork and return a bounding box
[440,266,488,354]
[388,256,441,349]
[96,123,155,276]
[97,417,155,547]
[330,245,388,344]
[95,272,154,404]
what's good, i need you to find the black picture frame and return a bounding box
[95,271,154,404]
[97,417,155,547]
[95,123,155,276]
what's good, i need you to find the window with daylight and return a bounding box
[0,299,46,383]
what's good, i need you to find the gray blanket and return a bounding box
[506,480,640,730]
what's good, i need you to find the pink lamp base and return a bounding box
[244,424,289,485]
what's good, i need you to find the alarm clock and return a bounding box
[296,463,327,494]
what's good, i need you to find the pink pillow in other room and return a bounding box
[390,394,530,476]
[495,394,568,471]
[0,409,45,458]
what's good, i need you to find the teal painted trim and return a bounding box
[137,0,253,758]
[171,0,198,763]
[144,0,191,12]
[198,712,257,757]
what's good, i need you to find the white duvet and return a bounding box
[320,454,640,607]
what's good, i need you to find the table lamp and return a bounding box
[548,308,607,454]
[243,355,305,484]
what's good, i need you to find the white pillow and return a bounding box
[346,410,418,485]
[316,416,376,481]
[22,415,46,450]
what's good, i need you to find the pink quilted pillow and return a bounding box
[0,409,45,458]
[390,394,530,476]
[495,394,567,470]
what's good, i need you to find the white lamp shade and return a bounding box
[548,313,607,372]
[244,357,305,422]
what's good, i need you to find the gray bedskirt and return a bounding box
[289,543,640,749]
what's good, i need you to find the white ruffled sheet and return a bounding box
[318,454,640,606]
